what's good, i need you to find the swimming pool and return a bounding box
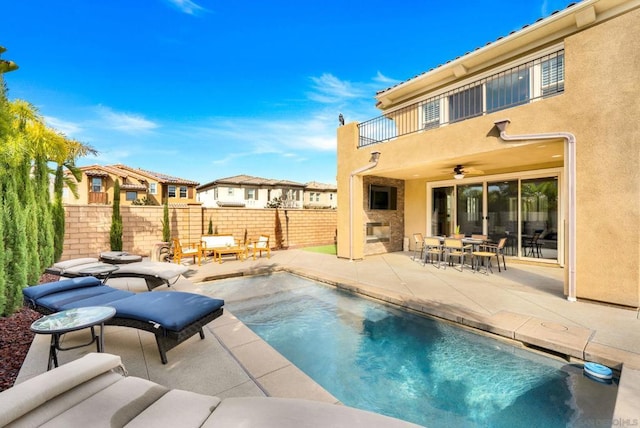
[204,273,618,427]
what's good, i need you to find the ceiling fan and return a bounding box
[450,164,484,179]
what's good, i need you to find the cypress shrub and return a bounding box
[110,179,123,251]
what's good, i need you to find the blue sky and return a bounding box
[2,0,570,186]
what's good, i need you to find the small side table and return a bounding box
[30,306,116,370]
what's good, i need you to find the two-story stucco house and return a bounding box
[304,181,337,209]
[336,0,639,307]
[196,175,306,208]
[63,164,200,206]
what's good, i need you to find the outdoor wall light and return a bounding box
[369,151,381,163]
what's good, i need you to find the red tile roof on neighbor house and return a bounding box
[113,164,199,186]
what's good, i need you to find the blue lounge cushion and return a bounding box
[107,292,224,332]
[23,277,103,302]
[34,287,130,312]
[58,289,135,311]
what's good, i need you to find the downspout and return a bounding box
[349,151,381,261]
[494,119,577,302]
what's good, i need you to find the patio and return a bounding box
[15,248,640,422]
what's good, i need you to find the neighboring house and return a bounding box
[304,181,337,209]
[63,164,200,206]
[336,0,639,307]
[197,175,306,208]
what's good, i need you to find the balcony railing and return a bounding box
[88,191,108,204]
[358,50,564,147]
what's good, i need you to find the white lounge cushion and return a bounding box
[0,353,123,427]
[202,397,422,428]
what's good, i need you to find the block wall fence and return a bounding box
[62,205,338,260]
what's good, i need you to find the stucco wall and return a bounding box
[561,9,640,306]
[61,205,337,260]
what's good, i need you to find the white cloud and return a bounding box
[373,71,399,85]
[95,106,158,133]
[307,73,365,103]
[43,115,82,137]
[165,0,207,15]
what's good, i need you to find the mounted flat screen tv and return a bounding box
[369,185,397,210]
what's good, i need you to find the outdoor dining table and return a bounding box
[428,236,489,269]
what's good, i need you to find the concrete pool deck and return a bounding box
[16,249,640,425]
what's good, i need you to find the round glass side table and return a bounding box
[30,306,116,370]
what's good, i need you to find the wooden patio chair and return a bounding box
[171,238,202,266]
[247,235,270,259]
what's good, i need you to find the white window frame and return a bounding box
[179,186,187,198]
[148,183,157,195]
[168,185,176,198]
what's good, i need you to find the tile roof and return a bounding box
[376,2,579,96]
[198,174,306,190]
[113,164,199,186]
[305,181,337,191]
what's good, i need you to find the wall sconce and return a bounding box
[369,151,381,163]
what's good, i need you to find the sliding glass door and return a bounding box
[431,187,453,236]
[520,177,558,260]
[428,173,560,263]
[456,184,483,236]
[487,180,518,255]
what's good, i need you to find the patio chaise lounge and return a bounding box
[23,276,224,364]
[0,353,420,427]
[45,256,189,291]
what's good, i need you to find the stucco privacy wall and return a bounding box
[61,205,337,260]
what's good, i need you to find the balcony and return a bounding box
[359,50,564,147]
[88,191,108,204]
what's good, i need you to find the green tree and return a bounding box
[162,199,170,242]
[2,175,27,316]
[110,179,123,251]
[52,166,65,261]
[0,182,7,315]
[207,217,213,235]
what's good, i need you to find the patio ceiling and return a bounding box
[367,140,565,181]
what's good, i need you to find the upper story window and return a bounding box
[148,183,157,195]
[449,85,483,123]
[214,188,219,199]
[486,66,530,113]
[126,191,137,201]
[422,99,440,130]
[542,54,564,95]
[179,186,187,198]
[91,177,102,193]
[168,185,176,198]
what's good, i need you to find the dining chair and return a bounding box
[422,237,444,267]
[412,233,425,261]
[480,237,508,272]
[443,238,472,271]
[523,230,543,258]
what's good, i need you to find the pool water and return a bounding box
[204,273,618,428]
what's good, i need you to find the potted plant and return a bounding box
[453,225,463,239]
